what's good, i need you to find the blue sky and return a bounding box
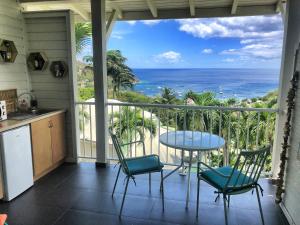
[79,15,284,69]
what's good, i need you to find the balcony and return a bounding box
[59,101,287,225]
[77,101,277,175]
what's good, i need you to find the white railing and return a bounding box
[76,101,278,171]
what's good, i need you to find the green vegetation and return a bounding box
[117,91,153,103]
[110,107,156,155]
[75,23,276,172]
[79,87,94,101]
[78,50,138,98]
[110,88,277,171]
[75,23,92,54]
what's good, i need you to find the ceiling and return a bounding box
[20,0,284,22]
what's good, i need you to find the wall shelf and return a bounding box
[27,52,49,71]
[0,39,18,63]
[50,61,68,78]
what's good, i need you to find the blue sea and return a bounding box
[132,68,279,99]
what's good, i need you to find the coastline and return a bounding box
[132,68,279,100]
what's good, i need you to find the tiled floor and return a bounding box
[0,163,289,225]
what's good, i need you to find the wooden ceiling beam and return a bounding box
[188,0,195,16]
[70,3,90,21]
[276,0,284,14]
[106,9,118,40]
[146,0,158,18]
[20,0,88,2]
[231,0,239,14]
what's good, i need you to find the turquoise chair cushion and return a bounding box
[125,155,164,175]
[200,166,253,191]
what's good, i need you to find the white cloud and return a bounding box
[177,15,283,62]
[155,51,181,63]
[202,48,213,54]
[111,33,123,39]
[124,20,161,26]
[142,20,161,26]
[110,29,133,40]
[178,16,282,39]
[126,21,137,25]
[221,40,282,59]
[223,58,235,63]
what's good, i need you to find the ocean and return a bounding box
[132,68,279,100]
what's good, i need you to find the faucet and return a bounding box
[16,92,38,112]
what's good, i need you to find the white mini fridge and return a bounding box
[0,125,34,201]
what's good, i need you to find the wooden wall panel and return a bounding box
[0,0,30,95]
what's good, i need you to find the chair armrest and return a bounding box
[154,154,163,168]
[121,140,146,155]
[197,162,230,178]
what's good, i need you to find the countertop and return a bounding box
[0,109,66,133]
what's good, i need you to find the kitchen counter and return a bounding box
[0,109,66,133]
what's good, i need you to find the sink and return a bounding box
[8,112,36,120]
[30,109,56,115]
[8,109,56,120]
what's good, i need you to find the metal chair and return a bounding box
[110,131,165,217]
[196,146,270,225]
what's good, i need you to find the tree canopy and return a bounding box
[75,23,92,54]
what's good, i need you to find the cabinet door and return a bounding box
[31,118,52,177]
[51,113,66,164]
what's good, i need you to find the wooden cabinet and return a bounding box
[31,118,52,176]
[51,113,66,164]
[31,113,66,179]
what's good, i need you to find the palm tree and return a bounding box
[82,50,137,98]
[110,106,156,144]
[152,87,178,127]
[107,50,137,97]
[154,87,177,105]
[75,23,92,54]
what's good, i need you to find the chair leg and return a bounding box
[223,194,228,225]
[149,173,151,194]
[119,176,130,217]
[112,165,121,197]
[160,170,165,212]
[196,178,200,218]
[255,186,265,225]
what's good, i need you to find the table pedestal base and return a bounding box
[162,151,201,209]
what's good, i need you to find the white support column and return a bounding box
[90,0,108,166]
[272,0,300,178]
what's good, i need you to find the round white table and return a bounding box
[159,131,225,208]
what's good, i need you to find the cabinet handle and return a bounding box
[48,121,53,128]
